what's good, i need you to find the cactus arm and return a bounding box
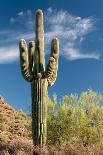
[19,39,33,82]
[45,38,59,86]
[44,57,56,81]
[28,41,35,74]
[36,10,45,73]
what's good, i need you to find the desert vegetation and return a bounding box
[0,98,31,145]
[0,89,103,154]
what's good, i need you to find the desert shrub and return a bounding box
[47,90,103,147]
[0,131,9,145]
[0,139,103,155]
[0,101,32,145]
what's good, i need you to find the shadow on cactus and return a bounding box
[19,9,59,147]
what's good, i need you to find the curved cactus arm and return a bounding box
[19,39,33,82]
[44,57,56,77]
[28,41,35,74]
[45,38,59,86]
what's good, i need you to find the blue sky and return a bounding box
[0,0,103,112]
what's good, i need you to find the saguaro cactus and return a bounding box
[19,9,59,147]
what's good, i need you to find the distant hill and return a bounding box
[0,97,32,144]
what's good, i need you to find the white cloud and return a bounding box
[62,47,100,61]
[9,10,34,31]
[18,11,23,16]
[0,46,19,63]
[0,8,101,63]
[45,8,100,60]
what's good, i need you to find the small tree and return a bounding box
[47,90,103,146]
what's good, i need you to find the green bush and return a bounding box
[47,90,103,146]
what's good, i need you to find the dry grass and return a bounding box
[0,98,31,144]
[0,137,103,155]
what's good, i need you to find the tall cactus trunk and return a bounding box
[19,9,59,147]
[31,79,48,147]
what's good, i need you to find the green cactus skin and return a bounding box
[19,9,59,147]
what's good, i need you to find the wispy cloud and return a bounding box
[10,10,34,31]
[0,8,101,63]
[45,8,95,41]
[62,47,100,60]
[18,11,24,16]
[45,8,100,60]
[0,46,18,63]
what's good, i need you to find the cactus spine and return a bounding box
[19,9,59,147]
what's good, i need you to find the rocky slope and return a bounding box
[0,97,31,144]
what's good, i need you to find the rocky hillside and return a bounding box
[0,97,31,144]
